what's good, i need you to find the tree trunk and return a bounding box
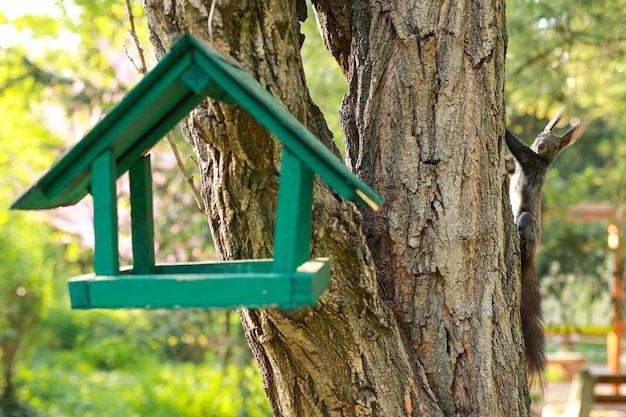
[144,0,530,416]
[1,340,17,399]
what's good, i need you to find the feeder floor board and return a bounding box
[68,258,330,310]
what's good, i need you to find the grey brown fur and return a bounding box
[506,108,585,386]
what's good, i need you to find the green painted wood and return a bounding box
[68,275,91,308]
[12,45,202,210]
[189,41,382,210]
[294,258,330,302]
[147,259,275,275]
[181,63,234,103]
[129,156,155,274]
[91,150,119,276]
[12,35,382,212]
[68,258,330,309]
[273,149,313,273]
[11,34,377,313]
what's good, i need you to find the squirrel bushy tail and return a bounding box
[505,108,585,387]
[520,253,546,387]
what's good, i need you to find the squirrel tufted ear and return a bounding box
[544,106,566,133]
[559,123,586,150]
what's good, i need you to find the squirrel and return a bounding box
[505,108,585,386]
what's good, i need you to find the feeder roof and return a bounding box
[12,35,382,211]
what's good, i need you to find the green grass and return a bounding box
[6,306,273,417]
[14,348,271,417]
[546,340,608,364]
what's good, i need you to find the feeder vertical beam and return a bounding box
[273,148,313,273]
[129,155,155,274]
[91,149,119,275]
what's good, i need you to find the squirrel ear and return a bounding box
[559,123,585,150]
[544,106,566,133]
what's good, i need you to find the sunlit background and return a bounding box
[1,0,625,416]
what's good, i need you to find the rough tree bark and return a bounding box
[144,0,530,416]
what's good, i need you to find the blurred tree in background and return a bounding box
[0,0,626,414]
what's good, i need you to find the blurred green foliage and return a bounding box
[300,11,347,153]
[1,0,626,414]
[13,308,269,417]
[0,3,67,403]
[0,218,47,400]
[0,0,268,415]
[16,348,268,417]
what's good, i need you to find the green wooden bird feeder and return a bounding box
[12,35,382,311]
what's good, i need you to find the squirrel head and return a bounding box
[531,107,585,163]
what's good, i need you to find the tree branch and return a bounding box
[310,0,352,73]
[125,0,148,75]
[0,51,74,95]
[123,1,204,214]
[165,133,206,215]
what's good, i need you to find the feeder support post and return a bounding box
[91,149,119,276]
[273,148,314,273]
[129,155,156,274]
